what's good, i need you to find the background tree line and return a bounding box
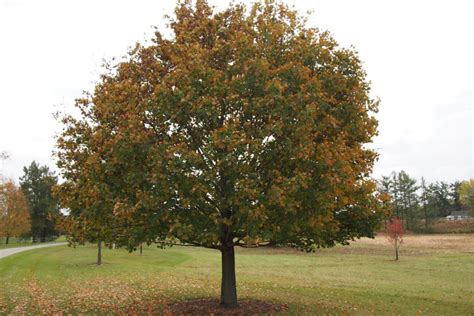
[378,170,473,232]
[0,158,60,244]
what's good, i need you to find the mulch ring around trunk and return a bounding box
[164,299,288,315]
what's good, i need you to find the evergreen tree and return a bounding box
[19,161,59,242]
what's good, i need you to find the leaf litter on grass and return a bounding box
[25,278,62,314]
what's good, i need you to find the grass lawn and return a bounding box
[0,234,472,315]
[0,236,66,249]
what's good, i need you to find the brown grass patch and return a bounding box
[236,233,474,257]
[354,234,474,253]
[431,219,474,233]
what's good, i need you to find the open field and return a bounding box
[0,234,472,315]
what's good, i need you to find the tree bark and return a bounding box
[140,243,143,256]
[395,240,399,261]
[220,245,238,308]
[97,240,102,265]
[404,208,409,231]
[424,205,431,230]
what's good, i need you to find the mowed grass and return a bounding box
[0,234,472,315]
[0,236,66,249]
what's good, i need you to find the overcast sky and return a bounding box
[0,0,472,184]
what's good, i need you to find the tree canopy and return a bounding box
[56,0,387,307]
[459,179,474,215]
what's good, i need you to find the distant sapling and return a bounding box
[386,217,404,260]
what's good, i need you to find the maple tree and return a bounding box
[0,181,31,244]
[385,217,404,261]
[53,140,118,265]
[56,0,387,307]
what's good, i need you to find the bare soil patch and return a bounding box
[164,299,288,315]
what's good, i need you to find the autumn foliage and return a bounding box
[0,181,31,243]
[55,0,387,307]
[385,217,404,260]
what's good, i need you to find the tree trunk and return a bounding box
[424,207,428,229]
[220,245,238,308]
[6,235,9,244]
[97,240,102,265]
[268,239,278,247]
[140,243,143,256]
[407,196,413,231]
[404,209,409,231]
[395,240,399,261]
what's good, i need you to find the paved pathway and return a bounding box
[0,242,67,259]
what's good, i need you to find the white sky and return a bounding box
[0,0,472,184]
